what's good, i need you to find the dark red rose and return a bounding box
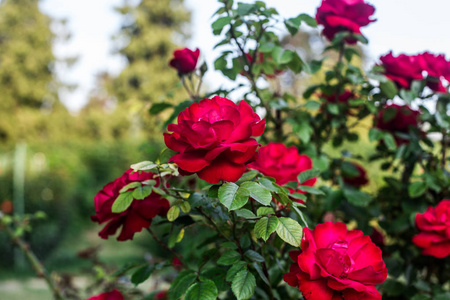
[322,90,355,104]
[86,289,124,300]
[316,0,376,43]
[248,143,316,194]
[342,162,369,188]
[379,52,423,89]
[155,291,168,300]
[164,96,265,184]
[172,256,183,270]
[418,52,450,93]
[1,200,13,214]
[413,200,450,258]
[375,104,420,145]
[370,227,385,253]
[91,169,170,241]
[284,222,388,300]
[169,48,200,74]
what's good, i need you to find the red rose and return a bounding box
[164,96,265,184]
[316,0,376,43]
[155,291,168,300]
[172,256,183,270]
[322,90,355,104]
[169,48,200,74]
[86,289,124,300]
[342,162,369,188]
[370,227,385,254]
[248,143,316,193]
[412,200,450,258]
[418,52,450,93]
[284,222,388,300]
[375,104,420,145]
[379,52,423,89]
[91,169,170,241]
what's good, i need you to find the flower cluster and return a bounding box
[413,200,450,258]
[91,169,170,241]
[380,51,450,92]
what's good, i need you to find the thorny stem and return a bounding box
[146,228,185,265]
[2,216,65,300]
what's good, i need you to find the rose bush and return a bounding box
[413,200,450,258]
[164,96,265,184]
[284,222,388,300]
[91,169,169,241]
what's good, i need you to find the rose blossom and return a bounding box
[248,143,316,194]
[155,291,168,300]
[342,162,369,188]
[86,289,124,300]
[322,90,355,104]
[315,0,376,43]
[418,52,450,93]
[169,48,200,74]
[375,104,420,145]
[284,222,388,300]
[412,200,450,258]
[379,52,423,89]
[91,169,170,241]
[164,96,265,184]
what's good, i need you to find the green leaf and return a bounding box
[185,280,218,300]
[168,228,185,248]
[111,191,134,213]
[119,181,141,193]
[167,206,180,222]
[231,270,256,300]
[298,13,317,27]
[304,100,321,110]
[244,250,264,262]
[383,133,397,151]
[408,181,427,198]
[284,17,301,36]
[169,271,197,300]
[212,16,232,31]
[254,216,278,242]
[150,102,173,115]
[131,265,154,286]
[237,3,258,15]
[343,188,372,207]
[276,217,303,247]
[368,128,383,142]
[130,161,158,171]
[226,261,247,282]
[298,185,324,195]
[240,182,272,206]
[217,251,242,266]
[298,169,320,184]
[380,80,398,99]
[256,207,274,216]
[235,208,257,219]
[218,182,249,210]
[132,185,153,200]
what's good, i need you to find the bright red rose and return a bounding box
[379,52,423,89]
[91,169,170,241]
[86,289,124,300]
[164,96,265,184]
[316,0,376,43]
[248,143,316,193]
[418,52,450,93]
[284,222,388,300]
[155,291,168,300]
[169,48,200,74]
[412,200,450,258]
[342,162,369,188]
[375,104,420,145]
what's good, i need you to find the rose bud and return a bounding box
[164,96,265,184]
[413,200,450,258]
[342,162,369,188]
[284,222,388,300]
[316,0,376,44]
[91,169,169,241]
[169,48,200,74]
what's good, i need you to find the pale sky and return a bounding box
[40,0,450,112]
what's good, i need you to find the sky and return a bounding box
[40,0,450,112]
